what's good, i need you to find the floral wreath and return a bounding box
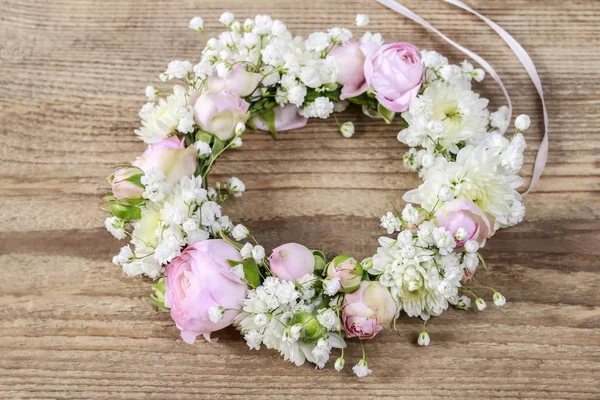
[105,2,548,378]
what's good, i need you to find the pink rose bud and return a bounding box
[329,42,369,100]
[193,92,250,141]
[341,281,396,339]
[269,243,315,281]
[206,64,262,97]
[164,240,248,344]
[254,105,308,132]
[364,42,423,112]
[132,136,197,185]
[110,166,144,204]
[434,199,493,248]
[325,255,363,293]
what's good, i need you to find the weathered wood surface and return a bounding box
[1,0,599,398]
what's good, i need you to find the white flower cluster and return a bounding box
[136,85,194,144]
[235,275,344,368]
[403,139,526,229]
[398,52,490,154]
[109,171,240,278]
[371,205,477,317]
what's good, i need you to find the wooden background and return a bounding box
[1,0,599,398]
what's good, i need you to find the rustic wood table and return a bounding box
[1,0,599,398]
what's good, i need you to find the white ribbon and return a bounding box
[376,0,548,195]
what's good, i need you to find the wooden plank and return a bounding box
[1,0,599,398]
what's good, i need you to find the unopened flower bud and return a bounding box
[515,114,531,131]
[340,121,355,138]
[493,292,506,306]
[417,331,430,346]
[208,306,224,323]
[334,357,345,371]
[326,255,363,293]
[455,227,469,242]
[235,122,246,136]
[188,16,204,32]
[231,137,243,148]
[421,153,435,169]
[475,298,487,311]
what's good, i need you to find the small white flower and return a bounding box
[271,20,287,36]
[361,31,384,47]
[189,16,204,32]
[340,122,355,138]
[112,245,134,266]
[231,137,243,148]
[254,313,269,327]
[105,217,126,240]
[380,211,403,234]
[456,295,471,310]
[194,141,212,158]
[472,68,485,82]
[401,204,419,224]
[476,298,487,311]
[464,240,479,253]
[252,245,265,264]
[355,14,370,27]
[316,308,340,331]
[232,224,249,241]
[244,329,262,350]
[323,277,341,296]
[219,12,235,27]
[227,177,245,198]
[493,292,506,306]
[231,264,245,280]
[235,122,246,136]
[208,306,224,323]
[240,242,254,259]
[455,228,468,242]
[305,31,330,52]
[244,18,254,32]
[438,186,455,202]
[283,324,302,343]
[418,331,430,346]
[353,359,372,378]
[334,357,345,372]
[421,153,435,169]
[165,60,192,79]
[515,114,531,131]
[145,85,157,101]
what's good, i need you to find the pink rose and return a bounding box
[341,281,396,339]
[325,255,363,293]
[164,240,248,344]
[206,64,262,97]
[364,42,423,112]
[435,199,492,248]
[193,92,250,141]
[329,42,370,100]
[110,166,144,204]
[269,243,315,281]
[254,105,308,132]
[132,136,197,185]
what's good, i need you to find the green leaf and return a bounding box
[195,130,213,143]
[260,108,278,138]
[211,137,225,155]
[377,103,395,124]
[108,201,142,222]
[227,258,261,288]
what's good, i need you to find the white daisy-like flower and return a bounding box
[135,85,188,144]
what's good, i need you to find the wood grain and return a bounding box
[1,0,599,398]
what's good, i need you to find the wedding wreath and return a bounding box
[104,1,547,377]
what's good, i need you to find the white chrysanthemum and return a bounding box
[404,81,489,152]
[371,237,462,317]
[135,85,188,144]
[403,144,523,227]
